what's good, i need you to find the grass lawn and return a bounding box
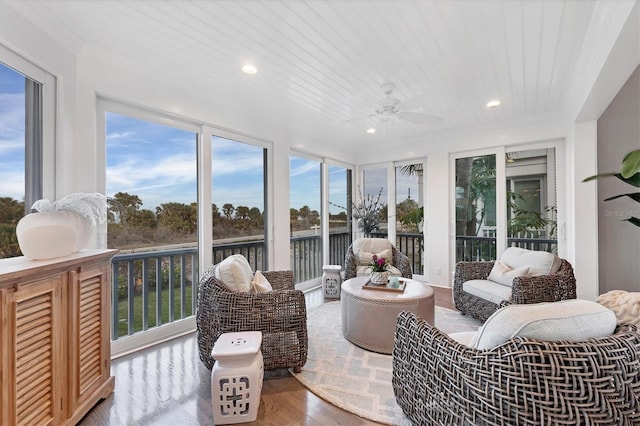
[116,285,194,338]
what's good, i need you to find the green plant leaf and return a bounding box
[582,172,617,182]
[603,192,640,203]
[614,172,640,187]
[621,149,640,179]
[623,217,640,227]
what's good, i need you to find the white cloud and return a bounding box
[290,160,319,177]
[0,169,25,200]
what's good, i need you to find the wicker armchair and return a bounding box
[344,239,412,280]
[196,265,308,372]
[392,311,640,425]
[453,258,576,322]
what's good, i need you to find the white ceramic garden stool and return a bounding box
[322,265,342,300]
[211,331,264,425]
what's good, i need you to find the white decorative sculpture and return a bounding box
[16,193,107,260]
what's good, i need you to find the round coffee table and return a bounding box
[341,276,434,354]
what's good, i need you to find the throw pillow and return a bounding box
[214,254,253,292]
[251,271,273,293]
[487,261,530,287]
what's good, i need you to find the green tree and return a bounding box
[0,197,25,224]
[108,192,143,225]
[248,207,263,228]
[299,205,311,219]
[235,206,250,220]
[222,203,234,219]
[156,202,197,234]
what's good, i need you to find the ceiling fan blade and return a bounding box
[397,111,444,126]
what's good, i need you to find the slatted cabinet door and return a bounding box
[67,263,112,419]
[1,275,65,426]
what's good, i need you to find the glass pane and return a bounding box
[290,156,322,284]
[360,167,387,237]
[506,148,557,252]
[455,154,496,261]
[328,165,352,267]
[106,112,198,339]
[0,63,26,258]
[396,163,424,274]
[211,136,266,270]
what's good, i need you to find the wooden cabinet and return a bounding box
[0,250,117,426]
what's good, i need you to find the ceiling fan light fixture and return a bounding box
[486,99,501,108]
[366,127,376,134]
[242,64,257,74]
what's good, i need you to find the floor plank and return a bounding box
[80,284,455,425]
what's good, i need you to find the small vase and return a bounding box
[370,271,389,285]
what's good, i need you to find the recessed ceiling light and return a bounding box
[486,99,501,108]
[366,128,376,134]
[242,64,257,74]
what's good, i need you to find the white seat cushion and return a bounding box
[500,247,561,276]
[463,279,512,305]
[215,254,253,292]
[472,299,617,350]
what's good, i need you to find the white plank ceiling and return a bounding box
[4,0,635,158]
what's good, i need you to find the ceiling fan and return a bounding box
[345,82,444,128]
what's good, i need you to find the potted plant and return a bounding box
[16,192,108,259]
[368,254,390,285]
[583,149,640,227]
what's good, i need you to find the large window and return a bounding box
[290,155,322,284]
[395,162,424,274]
[328,164,352,266]
[361,167,388,237]
[454,147,559,264]
[506,148,557,252]
[455,154,497,262]
[0,60,46,259]
[106,111,199,339]
[211,136,266,270]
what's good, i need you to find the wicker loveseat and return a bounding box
[453,248,576,322]
[344,237,412,280]
[196,265,308,372]
[392,311,640,425]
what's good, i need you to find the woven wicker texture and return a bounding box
[453,258,577,322]
[344,242,413,280]
[196,265,308,372]
[393,311,640,425]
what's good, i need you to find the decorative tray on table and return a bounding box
[361,278,406,293]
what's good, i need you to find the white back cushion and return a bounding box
[215,254,253,292]
[352,238,393,266]
[473,299,617,350]
[500,247,561,276]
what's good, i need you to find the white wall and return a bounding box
[597,66,640,292]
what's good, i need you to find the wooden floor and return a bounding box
[79,285,454,426]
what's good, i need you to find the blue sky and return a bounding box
[2,62,415,214]
[0,63,26,202]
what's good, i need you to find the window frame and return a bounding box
[0,45,56,209]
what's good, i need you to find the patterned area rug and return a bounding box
[292,300,482,425]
